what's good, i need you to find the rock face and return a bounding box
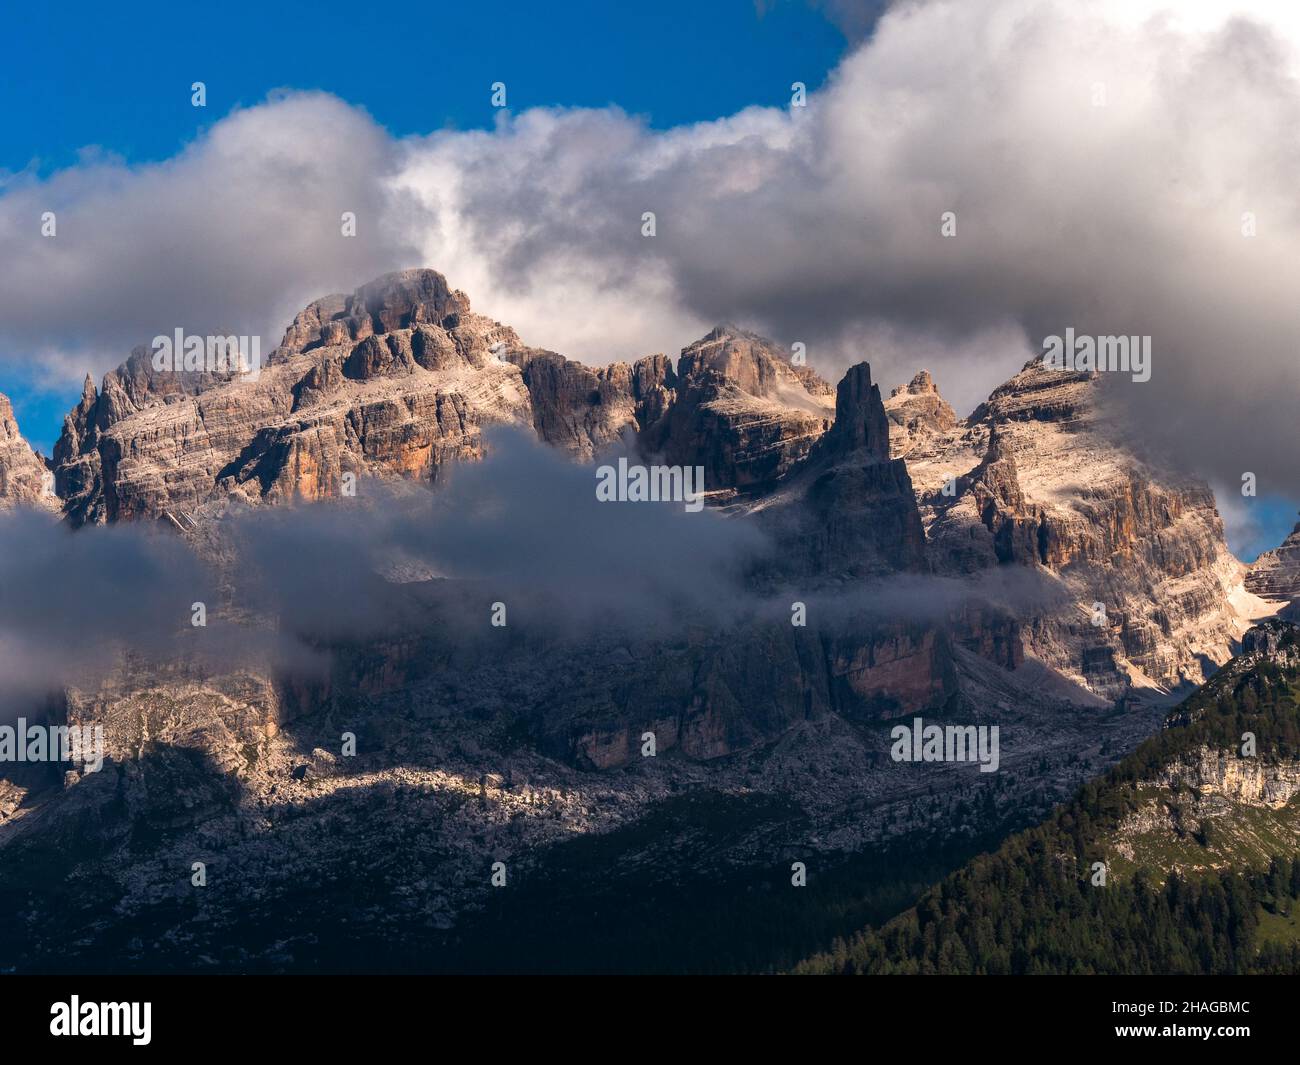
[0,394,55,510]
[749,362,928,581]
[38,270,1269,707]
[0,606,1146,973]
[509,352,640,460]
[637,325,834,494]
[1240,616,1300,662]
[1246,520,1300,604]
[884,369,957,458]
[888,359,1264,697]
[1152,748,1300,810]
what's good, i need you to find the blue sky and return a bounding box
[0,0,851,453]
[4,1,850,175]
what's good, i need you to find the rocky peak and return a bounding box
[636,326,835,494]
[677,324,832,408]
[967,355,1091,426]
[892,369,938,397]
[52,269,540,524]
[52,376,99,465]
[0,392,55,510]
[891,351,1261,697]
[750,360,928,580]
[280,269,474,356]
[884,368,958,458]
[355,269,468,334]
[46,271,852,523]
[816,362,891,462]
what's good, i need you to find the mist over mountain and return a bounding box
[0,263,1292,975]
[3,0,1300,994]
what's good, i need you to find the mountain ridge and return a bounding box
[0,267,1277,708]
[0,268,1289,974]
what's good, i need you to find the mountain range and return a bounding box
[0,268,1295,973]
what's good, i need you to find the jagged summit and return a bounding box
[890,369,939,397]
[2,277,1288,974]
[743,360,928,581]
[31,266,1272,704]
[635,322,835,493]
[51,269,539,525]
[817,362,891,461]
[884,368,957,458]
[677,323,833,409]
[278,269,472,355]
[966,355,1091,426]
[45,270,844,524]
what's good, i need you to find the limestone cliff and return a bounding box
[887,360,1267,698]
[53,271,540,524]
[1246,519,1300,605]
[0,393,55,510]
[746,361,927,581]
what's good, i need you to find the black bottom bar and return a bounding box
[0,974,1289,1051]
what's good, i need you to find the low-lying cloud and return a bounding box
[0,431,773,713]
[229,428,772,635]
[0,510,216,716]
[0,427,1099,720]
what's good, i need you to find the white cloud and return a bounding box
[0,92,418,383]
